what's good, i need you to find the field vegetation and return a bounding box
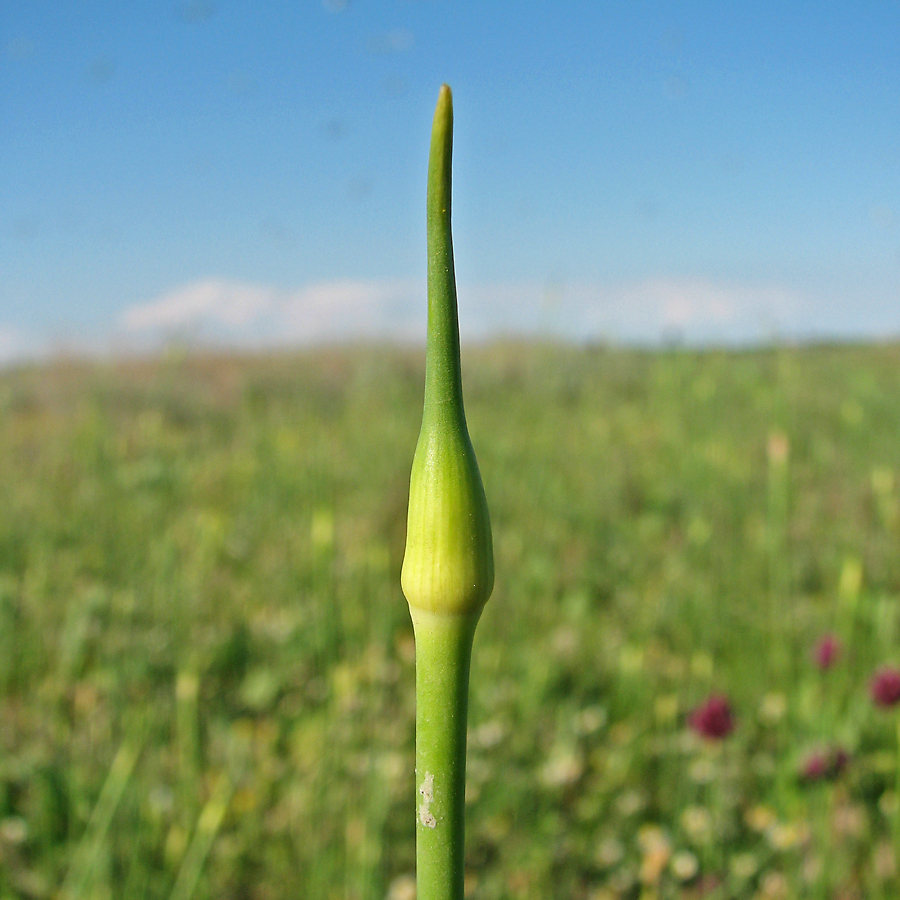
[2,341,900,899]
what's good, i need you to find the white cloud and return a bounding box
[0,324,42,366]
[462,276,801,343]
[121,278,277,332]
[117,275,805,349]
[596,277,800,342]
[119,277,425,346]
[280,279,423,341]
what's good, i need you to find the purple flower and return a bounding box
[871,667,900,708]
[813,634,841,670]
[833,747,850,773]
[800,746,850,783]
[801,752,829,782]
[688,695,735,740]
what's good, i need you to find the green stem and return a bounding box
[894,716,900,856]
[411,608,479,900]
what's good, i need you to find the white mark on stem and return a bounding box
[418,772,436,828]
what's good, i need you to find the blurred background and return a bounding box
[3,4,900,900]
[2,0,898,358]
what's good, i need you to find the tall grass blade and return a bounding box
[60,737,142,900]
[167,770,235,900]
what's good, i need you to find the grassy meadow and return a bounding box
[3,341,900,900]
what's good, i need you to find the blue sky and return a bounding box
[1,1,898,360]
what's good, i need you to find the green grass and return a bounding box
[2,341,900,899]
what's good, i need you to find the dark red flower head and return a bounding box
[800,746,850,783]
[871,667,900,708]
[688,694,734,740]
[801,752,829,782]
[833,747,850,773]
[813,634,841,670]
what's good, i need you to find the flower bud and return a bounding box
[401,85,494,618]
